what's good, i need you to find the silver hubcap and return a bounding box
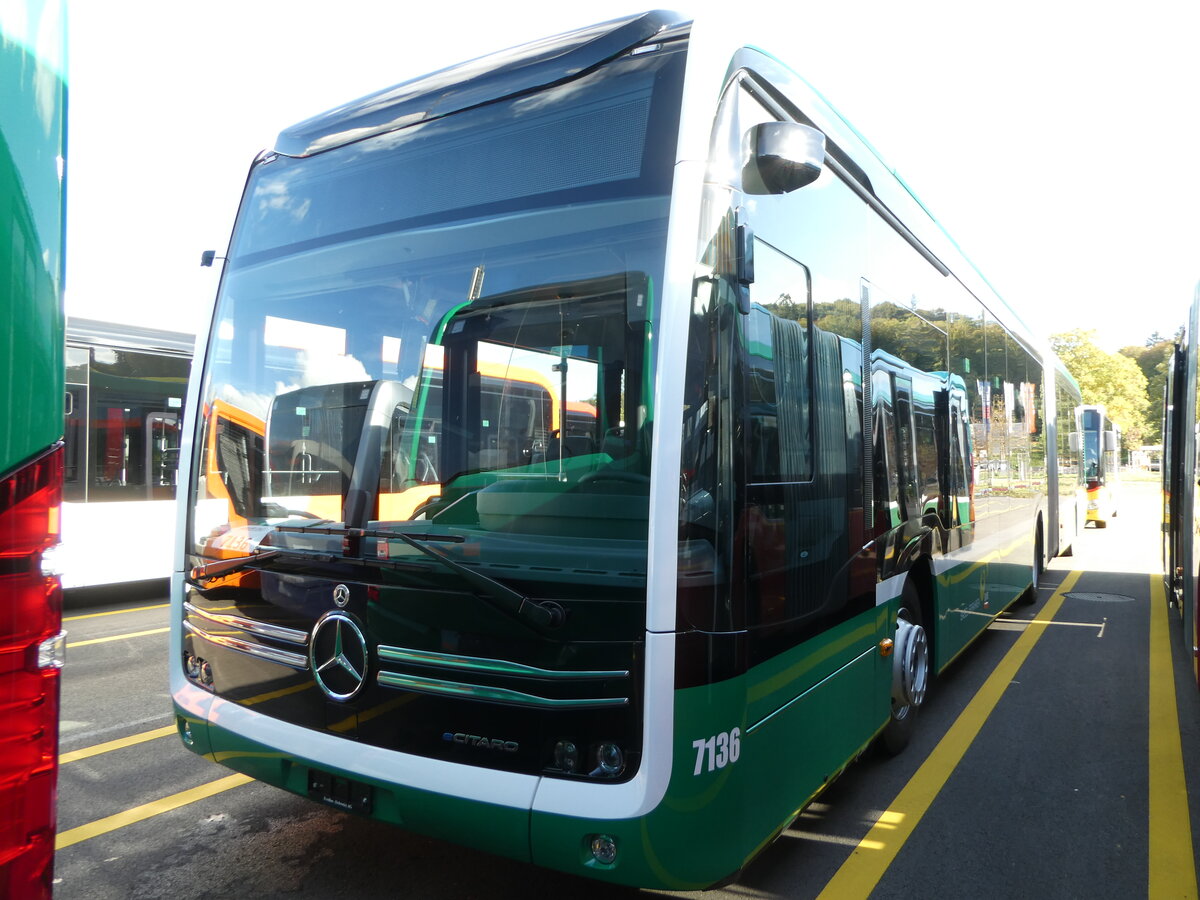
[892,612,929,714]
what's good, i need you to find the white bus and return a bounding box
[62,318,193,587]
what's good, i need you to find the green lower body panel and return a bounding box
[175,608,889,890]
[176,706,532,863]
[531,612,888,889]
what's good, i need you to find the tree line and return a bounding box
[1051,328,1179,449]
[770,293,1174,451]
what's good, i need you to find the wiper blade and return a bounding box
[387,531,564,631]
[277,524,565,633]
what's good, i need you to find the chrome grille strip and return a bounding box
[184,620,309,670]
[376,645,628,680]
[184,601,309,646]
[376,672,628,709]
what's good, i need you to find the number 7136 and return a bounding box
[692,728,741,775]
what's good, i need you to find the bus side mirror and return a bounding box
[741,122,826,195]
[1068,432,1080,453]
[1103,430,1119,452]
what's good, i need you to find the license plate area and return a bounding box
[307,768,373,814]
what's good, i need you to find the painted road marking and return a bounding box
[64,603,168,622]
[55,774,253,850]
[1149,575,1198,899]
[59,726,177,765]
[66,627,169,648]
[989,617,1106,637]
[816,570,1082,899]
[59,682,315,766]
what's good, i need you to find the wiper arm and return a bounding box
[387,531,564,632]
[188,549,281,586]
[274,524,564,633]
[188,544,342,587]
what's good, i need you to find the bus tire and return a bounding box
[1018,528,1043,605]
[882,584,929,756]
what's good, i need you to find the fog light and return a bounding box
[589,834,618,865]
[595,742,624,776]
[554,740,579,773]
[178,718,194,747]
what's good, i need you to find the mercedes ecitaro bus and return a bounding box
[173,11,1070,888]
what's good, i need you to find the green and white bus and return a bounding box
[0,2,67,897]
[174,11,1071,888]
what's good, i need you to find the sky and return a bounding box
[65,0,1200,352]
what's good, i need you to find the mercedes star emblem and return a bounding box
[309,611,368,701]
[333,583,351,607]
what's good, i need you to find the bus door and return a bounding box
[731,242,870,792]
[893,375,918,524]
[64,385,88,502]
[145,412,181,499]
[947,388,974,542]
[871,368,901,535]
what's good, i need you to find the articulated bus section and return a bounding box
[172,11,1080,888]
[1163,284,1200,689]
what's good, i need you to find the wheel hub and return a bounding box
[892,614,929,708]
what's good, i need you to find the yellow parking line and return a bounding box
[64,603,168,622]
[55,774,253,850]
[60,682,315,768]
[67,627,169,648]
[816,569,1081,899]
[1148,575,1198,899]
[59,726,177,765]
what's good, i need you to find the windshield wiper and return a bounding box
[187,545,339,586]
[387,531,564,631]
[188,549,282,586]
[276,524,565,633]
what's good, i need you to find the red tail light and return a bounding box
[0,445,64,900]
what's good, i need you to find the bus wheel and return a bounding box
[1018,529,1043,605]
[882,586,929,755]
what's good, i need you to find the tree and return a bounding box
[1118,337,1175,444]
[1051,329,1149,447]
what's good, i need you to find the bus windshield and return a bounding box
[190,42,685,594]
